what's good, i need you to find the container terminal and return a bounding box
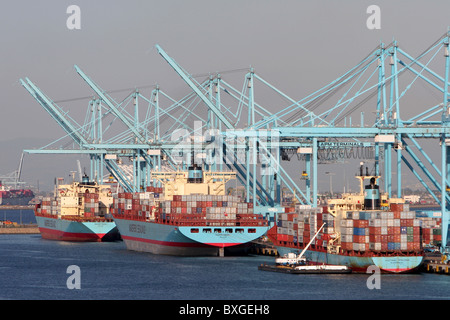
[19,32,450,271]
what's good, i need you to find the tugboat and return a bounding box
[259,224,351,274]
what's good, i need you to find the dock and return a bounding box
[424,262,450,274]
[0,224,40,234]
[0,205,35,210]
[250,239,278,256]
[422,252,450,275]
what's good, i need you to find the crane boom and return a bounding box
[155,44,234,130]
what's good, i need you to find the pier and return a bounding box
[0,224,40,234]
[422,252,450,275]
[250,239,278,256]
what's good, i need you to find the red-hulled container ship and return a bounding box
[0,181,34,206]
[268,170,425,273]
[34,175,120,242]
[111,166,269,256]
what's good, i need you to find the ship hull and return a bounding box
[0,196,34,206]
[113,217,268,256]
[276,246,423,273]
[36,215,120,242]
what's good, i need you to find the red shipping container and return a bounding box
[341,242,352,250]
[370,234,381,243]
[354,235,365,243]
[354,220,369,228]
[390,203,403,211]
[394,211,401,219]
[322,234,332,241]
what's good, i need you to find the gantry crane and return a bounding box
[21,31,450,252]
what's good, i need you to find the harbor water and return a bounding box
[0,233,449,300]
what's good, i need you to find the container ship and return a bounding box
[267,167,426,273]
[111,165,269,256]
[0,181,34,206]
[34,175,119,242]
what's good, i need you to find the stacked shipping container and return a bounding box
[419,217,442,246]
[276,206,330,246]
[83,192,99,217]
[111,191,158,219]
[111,191,259,225]
[275,203,444,252]
[339,204,422,252]
[36,196,58,215]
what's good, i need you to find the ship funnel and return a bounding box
[364,177,380,210]
[187,164,203,183]
[82,174,90,184]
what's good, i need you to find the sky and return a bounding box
[1,0,450,192]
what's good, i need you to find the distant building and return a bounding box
[404,195,420,203]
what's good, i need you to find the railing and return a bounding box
[35,212,113,223]
[113,212,268,227]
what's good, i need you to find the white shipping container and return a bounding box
[340,219,353,227]
[370,243,382,251]
[323,227,334,233]
[342,234,353,242]
[341,227,353,235]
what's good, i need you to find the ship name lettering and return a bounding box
[44,220,56,228]
[129,224,145,234]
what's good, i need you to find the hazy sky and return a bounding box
[1,0,450,192]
